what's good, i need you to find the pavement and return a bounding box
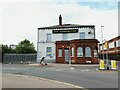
[1,73,84,88]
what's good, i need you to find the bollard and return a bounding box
[107,67,109,70]
[100,60,104,70]
[20,61,23,64]
[28,61,31,64]
[111,60,117,70]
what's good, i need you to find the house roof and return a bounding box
[38,24,95,30]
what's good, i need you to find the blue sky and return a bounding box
[56,1,118,10]
[79,2,118,10]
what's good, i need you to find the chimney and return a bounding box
[59,15,62,25]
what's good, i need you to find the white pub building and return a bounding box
[37,15,99,64]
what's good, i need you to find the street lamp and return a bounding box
[67,46,74,69]
[67,46,71,66]
[101,25,104,61]
[101,26,109,70]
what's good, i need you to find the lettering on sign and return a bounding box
[52,29,78,34]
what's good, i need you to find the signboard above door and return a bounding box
[52,29,78,34]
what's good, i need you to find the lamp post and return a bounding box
[101,26,104,61]
[104,40,109,70]
[67,46,71,66]
[101,26,109,70]
[67,46,74,69]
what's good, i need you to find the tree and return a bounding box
[2,44,10,53]
[1,44,16,53]
[16,39,36,54]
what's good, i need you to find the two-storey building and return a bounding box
[37,15,99,64]
[99,35,120,60]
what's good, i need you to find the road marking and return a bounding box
[55,68,68,71]
[70,67,75,69]
[5,73,84,88]
[81,70,90,72]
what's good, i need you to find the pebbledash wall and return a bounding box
[37,15,99,63]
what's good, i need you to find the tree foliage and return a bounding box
[2,39,36,54]
[16,39,36,54]
[1,45,16,53]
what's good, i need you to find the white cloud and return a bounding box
[0,1,118,50]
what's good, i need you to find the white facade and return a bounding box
[37,27,95,63]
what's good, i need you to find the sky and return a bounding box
[0,0,119,50]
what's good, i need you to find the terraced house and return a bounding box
[37,15,99,64]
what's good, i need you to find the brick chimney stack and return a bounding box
[59,15,62,25]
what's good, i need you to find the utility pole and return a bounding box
[104,41,109,70]
[67,46,71,66]
[101,26,104,61]
[67,46,74,69]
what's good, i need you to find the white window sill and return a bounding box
[85,56,92,57]
[77,56,83,57]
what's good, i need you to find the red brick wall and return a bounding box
[55,39,99,64]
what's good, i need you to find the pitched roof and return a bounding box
[38,24,95,30]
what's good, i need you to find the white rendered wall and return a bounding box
[37,27,95,63]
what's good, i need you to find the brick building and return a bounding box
[37,15,99,64]
[99,35,120,60]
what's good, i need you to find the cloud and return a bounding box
[0,1,118,50]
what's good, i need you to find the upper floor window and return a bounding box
[62,33,68,40]
[77,47,83,57]
[114,41,116,47]
[47,34,52,42]
[109,42,114,48]
[85,47,91,57]
[80,32,85,39]
[116,40,120,47]
[115,39,120,47]
[46,47,52,56]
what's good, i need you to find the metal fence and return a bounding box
[3,53,37,64]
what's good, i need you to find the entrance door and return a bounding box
[64,49,69,62]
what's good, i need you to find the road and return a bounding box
[1,64,119,89]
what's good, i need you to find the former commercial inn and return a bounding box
[37,15,99,64]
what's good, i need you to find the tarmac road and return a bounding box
[1,64,119,89]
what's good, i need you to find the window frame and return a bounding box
[62,33,68,40]
[77,47,83,57]
[46,47,52,56]
[79,32,85,39]
[85,47,92,57]
[58,49,62,57]
[94,49,98,57]
[46,33,52,42]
